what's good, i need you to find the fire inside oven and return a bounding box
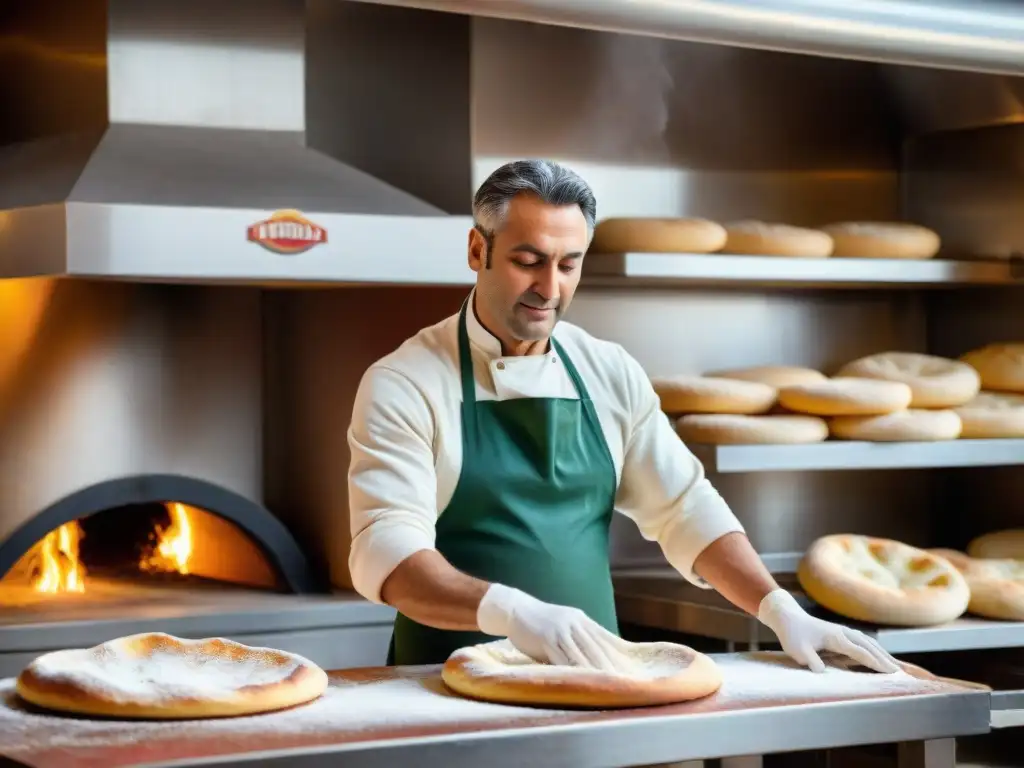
[0,502,282,609]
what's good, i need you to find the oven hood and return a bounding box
[0,0,475,286]
[356,0,1024,77]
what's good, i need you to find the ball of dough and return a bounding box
[828,409,962,442]
[959,343,1024,393]
[797,535,970,627]
[676,414,829,445]
[821,222,941,259]
[928,548,1024,622]
[441,638,722,709]
[953,391,1024,438]
[967,529,1024,560]
[15,633,328,719]
[777,377,912,416]
[707,365,828,389]
[651,375,776,415]
[591,217,728,254]
[835,352,980,409]
[722,221,834,258]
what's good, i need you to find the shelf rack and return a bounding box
[685,439,1024,473]
[613,570,1024,654]
[582,252,1024,289]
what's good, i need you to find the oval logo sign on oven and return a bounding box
[247,210,328,255]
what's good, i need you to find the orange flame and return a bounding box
[32,522,86,594]
[141,502,194,575]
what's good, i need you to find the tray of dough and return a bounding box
[0,653,989,768]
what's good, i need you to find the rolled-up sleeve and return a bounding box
[347,364,439,604]
[614,349,745,588]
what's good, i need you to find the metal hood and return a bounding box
[357,0,1024,77]
[0,0,474,285]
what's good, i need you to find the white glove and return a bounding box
[758,589,900,674]
[477,583,632,673]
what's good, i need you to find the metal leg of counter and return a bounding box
[897,739,956,768]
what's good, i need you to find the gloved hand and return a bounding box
[477,583,633,673]
[758,589,900,674]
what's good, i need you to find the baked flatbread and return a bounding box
[442,638,722,709]
[16,632,328,719]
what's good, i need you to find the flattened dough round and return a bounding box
[651,375,776,415]
[821,222,941,260]
[928,548,1024,622]
[778,377,912,416]
[953,391,1024,438]
[967,529,1024,560]
[828,409,962,442]
[960,343,1024,393]
[676,414,828,445]
[836,352,980,409]
[15,632,328,719]
[722,221,834,258]
[591,217,727,254]
[708,365,827,389]
[442,638,722,709]
[797,534,970,627]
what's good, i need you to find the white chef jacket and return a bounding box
[347,292,745,605]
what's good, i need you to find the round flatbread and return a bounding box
[778,377,912,416]
[954,392,1024,438]
[821,222,941,260]
[651,375,777,415]
[828,409,962,442]
[442,638,722,709]
[15,633,328,719]
[591,217,728,254]
[722,221,834,258]
[959,343,1024,393]
[797,534,970,627]
[967,529,1024,560]
[676,414,829,445]
[929,548,1024,622]
[835,352,980,409]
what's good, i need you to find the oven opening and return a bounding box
[0,501,284,609]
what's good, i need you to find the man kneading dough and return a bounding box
[347,159,898,676]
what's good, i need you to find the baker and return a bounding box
[347,159,899,675]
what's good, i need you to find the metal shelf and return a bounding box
[582,252,1024,289]
[614,571,1024,654]
[686,438,1024,473]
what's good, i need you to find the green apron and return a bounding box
[387,299,619,666]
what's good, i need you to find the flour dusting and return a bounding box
[459,639,688,680]
[24,633,306,704]
[0,675,561,756]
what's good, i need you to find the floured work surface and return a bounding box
[0,652,984,768]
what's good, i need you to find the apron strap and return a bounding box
[456,300,478,437]
[551,336,594,402]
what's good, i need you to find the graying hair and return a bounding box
[472,159,597,237]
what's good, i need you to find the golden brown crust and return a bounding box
[968,529,1024,559]
[959,343,1024,393]
[651,375,777,415]
[928,548,1024,621]
[821,222,941,260]
[591,217,728,254]
[778,377,912,416]
[15,633,328,719]
[835,352,980,409]
[797,534,970,627]
[441,639,722,709]
[722,221,834,258]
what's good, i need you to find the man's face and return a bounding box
[469,193,589,351]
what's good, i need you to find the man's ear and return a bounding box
[468,228,486,273]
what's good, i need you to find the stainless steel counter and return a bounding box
[0,652,992,768]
